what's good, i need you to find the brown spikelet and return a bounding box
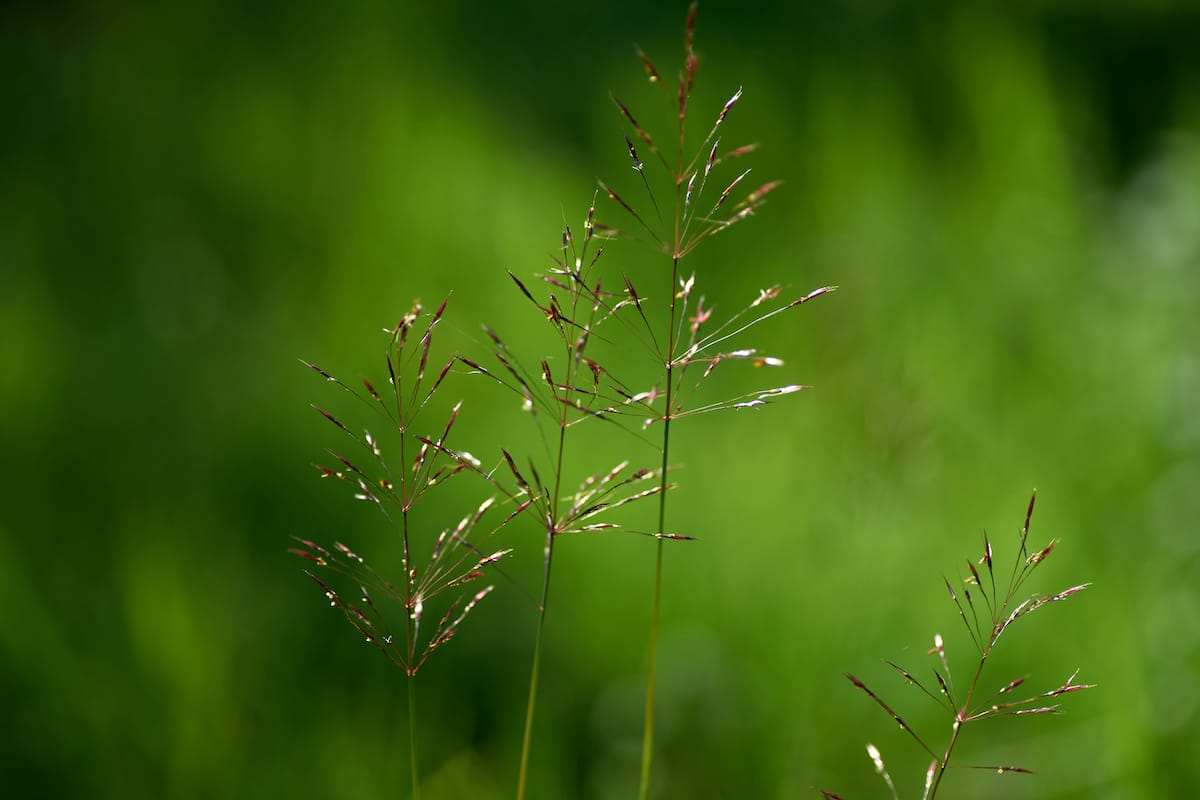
[844,673,939,759]
[301,359,338,383]
[719,142,759,164]
[683,2,698,97]
[312,405,351,436]
[599,180,660,242]
[717,87,742,126]
[508,270,549,315]
[610,93,668,170]
[625,134,644,172]
[736,180,782,210]
[712,168,751,214]
[634,45,660,83]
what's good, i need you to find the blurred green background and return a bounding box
[3,0,1199,797]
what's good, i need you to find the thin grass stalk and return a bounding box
[408,674,420,800]
[516,554,550,800]
[639,80,687,792]
[640,10,694,787]
[398,377,421,799]
[515,448,560,800]
[517,283,587,799]
[927,656,988,798]
[640,251,680,799]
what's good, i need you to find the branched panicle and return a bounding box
[826,493,1093,799]
[295,299,519,677]
[600,22,836,429]
[486,197,679,800]
[296,299,533,800]
[577,7,839,799]
[469,7,838,796]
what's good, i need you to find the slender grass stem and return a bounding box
[399,412,421,799]
[928,642,990,797]
[516,532,553,800]
[518,338,575,799]
[408,675,421,800]
[639,249,680,800]
[638,539,664,800]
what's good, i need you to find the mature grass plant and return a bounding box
[294,7,1089,800]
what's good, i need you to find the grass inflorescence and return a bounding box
[293,299,521,799]
[822,492,1093,799]
[293,7,1088,800]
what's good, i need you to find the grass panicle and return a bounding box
[595,8,833,798]
[294,298,520,800]
[470,197,680,799]
[826,491,1093,799]
[288,9,1091,800]
[455,8,833,796]
[448,6,831,797]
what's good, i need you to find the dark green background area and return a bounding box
[3,1,1199,797]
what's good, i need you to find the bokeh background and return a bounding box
[3,0,1199,797]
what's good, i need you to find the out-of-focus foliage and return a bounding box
[2,1,1198,797]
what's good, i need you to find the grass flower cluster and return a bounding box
[292,6,1088,799]
[823,492,1092,799]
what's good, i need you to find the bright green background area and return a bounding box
[4,1,1199,797]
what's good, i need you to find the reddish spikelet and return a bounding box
[330,451,365,477]
[789,285,838,307]
[625,134,644,172]
[966,559,983,587]
[717,87,742,127]
[844,674,938,759]
[417,297,448,384]
[635,44,660,83]
[720,142,759,163]
[500,449,532,498]
[301,359,338,383]
[508,270,549,315]
[1028,539,1057,566]
[683,2,698,97]
[610,93,665,170]
[455,355,489,376]
[598,179,659,242]
[998,676,1028,695]
[712,168,751,214]
[312,406,351,436]
[737,180,782,209]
